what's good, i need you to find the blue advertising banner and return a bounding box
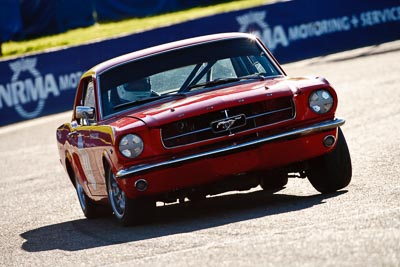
[1,0,399,126]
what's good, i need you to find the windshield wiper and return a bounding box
[183,74,266,92]
[112,93,186,110]
[240,73,267,81]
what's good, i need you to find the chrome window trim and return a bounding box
[97,36,283,76]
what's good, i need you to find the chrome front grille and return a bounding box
[161,96,295,148]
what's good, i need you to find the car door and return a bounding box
[69,79,107,197]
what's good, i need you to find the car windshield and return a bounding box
[99,38,282,117]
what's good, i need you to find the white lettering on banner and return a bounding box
[0,85,12,108]
[288,17,351,41]
[59,72,82,91]
[236,11,288,51]
[0,57,83,119]
[360,7,400,27]
[236,5,400,51]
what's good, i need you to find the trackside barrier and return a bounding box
[1,0,399,126]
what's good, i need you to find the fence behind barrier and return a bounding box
[0,0,215,41]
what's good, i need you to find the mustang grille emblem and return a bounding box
[211,114,246,133]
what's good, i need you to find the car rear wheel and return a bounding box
[106,168,155,226]
[259,170,288,193]
[188,192,207,202]
[306,127,352,193]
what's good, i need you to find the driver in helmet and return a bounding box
[121,77,152,102]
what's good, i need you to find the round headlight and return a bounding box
[309,89,334,114]
[119,134,144,158]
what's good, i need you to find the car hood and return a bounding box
[112,76,327,128]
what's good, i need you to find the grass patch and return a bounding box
[2,0,271,59]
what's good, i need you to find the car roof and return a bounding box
[84,32,257,76]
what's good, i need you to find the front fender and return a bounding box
[102,149,117,178]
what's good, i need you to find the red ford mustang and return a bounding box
[56,32,352,225]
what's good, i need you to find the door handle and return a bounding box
[68,131,79,138]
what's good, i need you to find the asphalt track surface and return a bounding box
[1,41,399,267]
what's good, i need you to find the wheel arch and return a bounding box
[102,150,114,177]
[65,152,76,187]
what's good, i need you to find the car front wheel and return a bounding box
[106,168,154,226]
[306,127,352,193]
[75,175,105,219]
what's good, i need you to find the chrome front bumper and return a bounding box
[116,118,345,178]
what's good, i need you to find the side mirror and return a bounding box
[76,106,95,125]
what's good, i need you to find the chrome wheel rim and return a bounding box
[108,171,126,219]
[76,179,87,212]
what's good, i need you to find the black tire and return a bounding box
[75,175,105,219]
[260,170,288,192]
[306,127,352,193]
[188,192,207,203]
[106,168,155,226]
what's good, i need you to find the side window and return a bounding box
[80,81,96,125]
[248,55,279,76]
[84,81,95,108]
